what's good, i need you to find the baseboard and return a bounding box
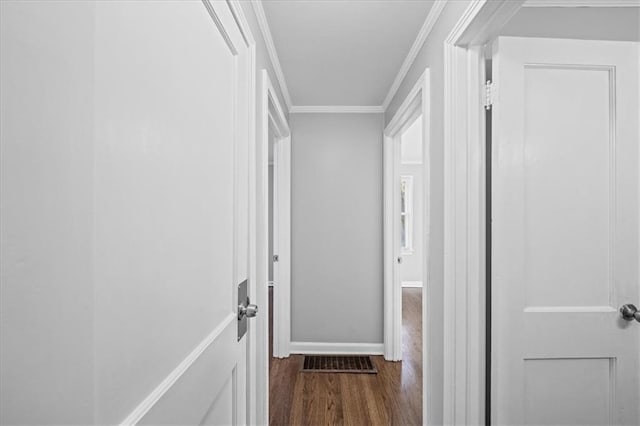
[289,341,384,355]
[402,281,423,288]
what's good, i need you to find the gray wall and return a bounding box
[384,2,475,424]
[501,7,640,41]
[291,113,384,343]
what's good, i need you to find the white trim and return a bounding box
[442,1,524,425]
[290,342,385,355]
[272,132,291,361]
[401,160,423,165]
[402,281,424,288]
[267,281,275,287]
[256,70,291,426]
[289,105,385,114]
[120,314,236,425]
[226,0,255,46]
[250,1,293,110]
[383,67,431,423]
[381,0,447,110]
[400,175,414,253]
[524,0,640,7]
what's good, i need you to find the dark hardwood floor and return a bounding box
[269,287,423,425]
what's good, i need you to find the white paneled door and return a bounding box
[111,1,255,424]
[491,37,639,425]
[130,1,254,424]
[190,2,252,425]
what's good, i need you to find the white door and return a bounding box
[93,1,255,424]
[178,2,253,424]
[491,37,639,425]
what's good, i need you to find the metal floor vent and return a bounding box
[301,355,377,374]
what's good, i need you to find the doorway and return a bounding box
[256,70,291,425]
[383,68,431,421]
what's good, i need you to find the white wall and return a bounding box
[1,3,96,423]
[0,1,288,423]
[290,113,384,344]
[384,2,476,424]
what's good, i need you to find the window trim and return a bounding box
[400,175,414,254]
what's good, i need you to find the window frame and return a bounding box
[400,174,414,254]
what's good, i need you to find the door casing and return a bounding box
[383,68,430,420]
[255,69,291,425]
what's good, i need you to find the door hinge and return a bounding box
[273,254,279,262]
[484,80,496,110]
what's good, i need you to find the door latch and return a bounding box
[237,279,258,341]
[238,298,258,320]
[620,303,640,322]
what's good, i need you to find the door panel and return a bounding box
[492,37,639,425]
[522,66,611,309]
[94,0,251,423]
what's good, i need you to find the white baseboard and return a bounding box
[289,341,384,355]
[402,281,423,288]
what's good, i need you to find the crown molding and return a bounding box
[289,105,385,114]
[523,0,640,6]
[381,0,447,111]
[251,1,293,110]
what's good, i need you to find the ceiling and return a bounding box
[261,0,435,107]
[501,7,640,41]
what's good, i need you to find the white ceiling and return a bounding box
[501,7,640,41]
[261,0,434,107]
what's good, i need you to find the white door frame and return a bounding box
[442,1,525,423]
[383,67,431,416]
[255,69,291,425]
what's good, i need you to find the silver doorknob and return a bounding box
[620,304,640,322]
[238,301,258,320]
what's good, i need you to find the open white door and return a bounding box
[124,2,255,424]
[492,37,639,425]
[194,2,253,425]
[109,1,256,424]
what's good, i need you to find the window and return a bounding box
[400,175,413,253]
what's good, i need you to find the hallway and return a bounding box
[3,2,639,424]
[269,288,422,425]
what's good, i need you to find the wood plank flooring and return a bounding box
[269,288,422,425]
